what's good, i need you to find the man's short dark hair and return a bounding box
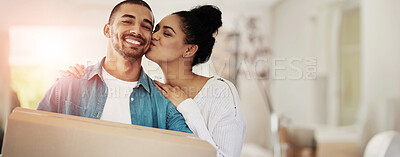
[108,0,152,24]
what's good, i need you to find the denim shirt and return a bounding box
[37,57,192,133]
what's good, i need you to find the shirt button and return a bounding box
[130,98,134,101]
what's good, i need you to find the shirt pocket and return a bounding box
[62,100,87,116]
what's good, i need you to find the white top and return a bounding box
[177,77,246,157]
[100,67,137,124]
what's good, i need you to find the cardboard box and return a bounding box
[1,107,215,157]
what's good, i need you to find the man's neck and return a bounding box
[103,55,142,82]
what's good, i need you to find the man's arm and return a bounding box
[166,103,193,133]
[36,80,60,112]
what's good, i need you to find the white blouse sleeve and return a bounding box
[177,98,218,148]
[177,83,246,157]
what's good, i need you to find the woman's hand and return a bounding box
[154,80,189,107]
[59,64,86,79]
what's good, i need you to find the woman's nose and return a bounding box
[152,33,160,41]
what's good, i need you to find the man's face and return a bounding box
[105,4,154,62]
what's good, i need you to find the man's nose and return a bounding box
[130,30,137,35]
[130,25,141,36]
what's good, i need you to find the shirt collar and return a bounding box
[137,66,151,93]
[85,57,151,93]
[85,57,105,81]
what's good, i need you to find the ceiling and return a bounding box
[0,0,280,27]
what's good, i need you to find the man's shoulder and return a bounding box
[56,65,98,88]
[57,75,83,86]
[146,79,173,105]
[147,79,165,97]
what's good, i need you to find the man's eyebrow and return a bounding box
[163,26,176,34]
[121,14,135,19]
[122,14,153,27]
[144,19,154,28]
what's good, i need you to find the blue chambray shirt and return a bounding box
[37,57,192,133]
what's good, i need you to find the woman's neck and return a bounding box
[160,60,196,86]
[159,61,208,98]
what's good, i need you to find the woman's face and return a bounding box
[146,14,190,64]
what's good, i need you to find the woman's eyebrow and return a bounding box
[163,26,176,34]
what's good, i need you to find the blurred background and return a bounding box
[1,0,400,156]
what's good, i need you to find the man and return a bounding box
[37,0,192,133]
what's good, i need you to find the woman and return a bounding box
[64,5,246,157]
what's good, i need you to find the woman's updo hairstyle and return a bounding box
[173,5,222,67]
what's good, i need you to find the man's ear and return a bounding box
[104,24,111,38]
[183,45,198,58]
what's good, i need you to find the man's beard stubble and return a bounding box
[114,44,145,63]
[111,33,148,63]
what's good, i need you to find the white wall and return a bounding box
[271,0,400,151]
[360,0,400,148]
[270,0,332,125]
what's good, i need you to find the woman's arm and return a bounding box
[154,81,218,148]
[176,98,218,147]
[154,80,246,157]
[196,85,246,157]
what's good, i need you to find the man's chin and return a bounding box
[122,51,145,62]
[123,55,142,63]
